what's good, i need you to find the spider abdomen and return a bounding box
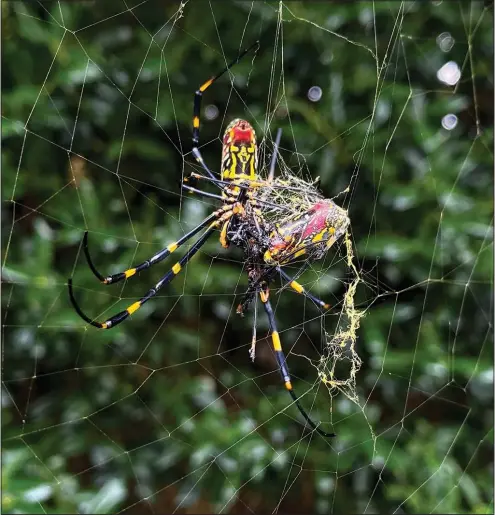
[221,119,258,181]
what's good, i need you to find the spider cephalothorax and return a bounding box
[68,41,350,439]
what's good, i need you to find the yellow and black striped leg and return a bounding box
[82,210,221,286]
[69,221,219,329]
[192,41,259,181]
[259,287,336,438]
[277,267,331,310]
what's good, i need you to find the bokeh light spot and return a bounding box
[308,86,323,102]
[205,104,219,120]
[441,113,458,130]
[436,32,455,52]
[437,61,461,86]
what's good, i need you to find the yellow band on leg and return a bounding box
[290,281,304,294]
[259,289,269,303]
[220,222,229,248]
[127,301,141,315]
[199,78,213,92]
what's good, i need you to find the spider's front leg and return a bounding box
[81,207,227,286]
[69,203,243,330]
[190,41,259,183]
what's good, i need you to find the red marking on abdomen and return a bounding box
[223,120,254,145]
[232,127,253,143]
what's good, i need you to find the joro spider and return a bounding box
[68,41,350,438]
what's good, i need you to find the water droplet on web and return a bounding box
[205,104,219,120]
[276,106,288,118]
[436,32,455,52]
[437,61,461,86]
[308,86,323,102]
[441,113,458,130]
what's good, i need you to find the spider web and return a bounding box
[2,1,493,513]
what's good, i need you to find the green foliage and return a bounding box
[2,1,493,513]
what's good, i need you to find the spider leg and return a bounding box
[236,266,277,315]
[69,220,220,329]
[249,293,258,362]
[192,41,259,180]
[237,263,332,316]
[268,127,282,182]
[182,184,225,202]
[81,207,229,286]
[189,174,290,212]
[189,172,306,198]
[69,203,243,329]
[277,266,331,310]
[259,286,335,438]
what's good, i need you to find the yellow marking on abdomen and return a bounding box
[125,268,136,278]
[285,381,293,391]
[272,331,282,351]
[290,281,304,294]
[294,249,306,258]
[167,242,178,253]
[127,301,141,315]
[225,152,238,179]
[249,156,255,179]
[172,263,181,275]
[193,116,200,128]
[101,322,108,329]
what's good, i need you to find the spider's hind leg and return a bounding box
[236,265,276,316]
[277,266,331,311]
[259,285,335,438]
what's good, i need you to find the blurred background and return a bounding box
[2,1,493,513]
